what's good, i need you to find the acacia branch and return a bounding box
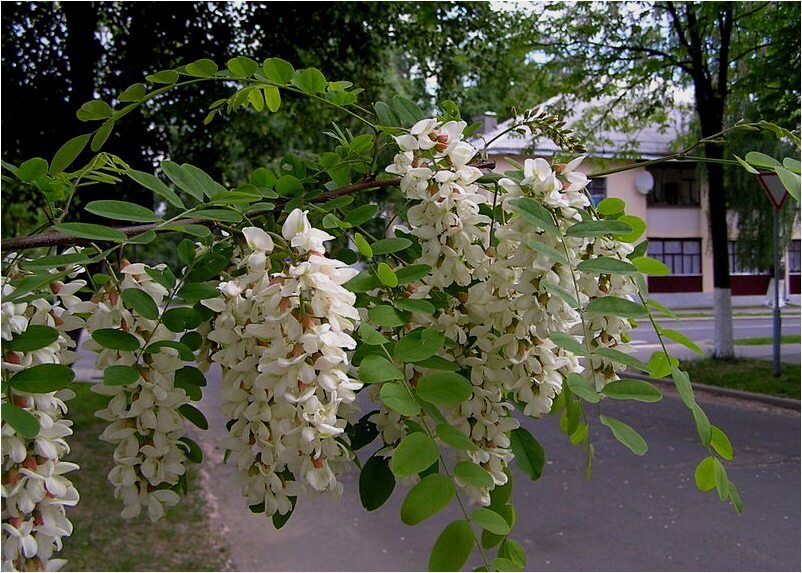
[1,159,496,252]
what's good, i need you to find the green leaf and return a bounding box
[368,305,406,327]
[262,58,295,84]
[602,379,662,402]
[599,415,647,456]
[631,256,670,276]
[437,424,477,451]
[76,99,113,121]
[345,204,380,226]
[395,264,432,285]
[585,296,647,318]
[145,267,176,290]
[104,365,140,386]
[392,96,424,126]
[648,351,678,378]
[454,461,493,488]
[745,151,781,168]
[358,354,404,384]
[380,383,420,417]
[429,520,474,572]
[2,403,39,438]
[226,56,257,77]
[566,373,600,403]
[162,307,203,332]
[344,271,379,293]
[178,436,203,463]
[121,288,159,320]
[509,197,557,232]
[161,161,204,201]
[186,253,229,282]
[4,325,59,352]
[91,328,140,351]
[710,426,734,461]
[145,340,194,361]
[18,158,48,182]
[526,240,568,265]
[493,557,522,572]
[127,169,185,209]
[9,364,74,393]
[377,262,398,287]
[617,215,647,243]
[55,222,126,243]
[394,328,445,363]
[670,367,695,409]
[180,332,204,352]
[264,86,281,112]
[565,219,632,237]
[659,328,703,354]
[548,332,587,355]
[400,474,455,525]
[733,154,760,174]
[177,283,219,303]
[593,348,649,372]
[471,508,510,535]
[166,224,212,238]
[184,58,218,77]
[357,323,389,346]
[542,280,578,308]
[390,432,439,477]
[51,133,91,174]
[193,209,242,223]
[416,356,460,371]
[180,164,227,198]
[371,238,412,255]
[509,427,545,481]
[118,83,147,102]
[359,455,396,511]
[176,366,206,388]
[691,403,712,445]
[374,101,398,127]
[499,540,527,570]
[247,88,265,111]
[395,299,436,314]
[177,404,208,430]
[417,372,472,405]
[91,120,114,152]
[146,69,179,84]
[694,456,716,491]
[783,157,801,173]
[775,166,800,201]
[293,67,327,94]
[597,197,626,215]
[576,256,638,275]
[728,481,743,514]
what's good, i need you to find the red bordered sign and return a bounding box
[756,172,789,210]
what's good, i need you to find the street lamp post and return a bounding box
[755,172,788,377]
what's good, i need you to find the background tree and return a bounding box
[530,1,801,358]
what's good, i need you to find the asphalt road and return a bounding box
[194,368,801,572]
[631,314,801,346]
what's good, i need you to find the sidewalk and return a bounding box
[650,292,801,312]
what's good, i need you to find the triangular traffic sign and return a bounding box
[756,172,789,209]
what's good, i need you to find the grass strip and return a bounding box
[680,358,801,400]
[734,335,800,346]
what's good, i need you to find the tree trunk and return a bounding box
[701,118,735,359]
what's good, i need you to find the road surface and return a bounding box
[194,368,800,572]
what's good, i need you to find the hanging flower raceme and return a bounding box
[2,256,94,572]
[86,261,191,522]
[207,210,361,518]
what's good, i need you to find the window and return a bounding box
[789,240,801,273]
[648,238,702,275]
[646,164,700,206]
[587,177,606,207]
[728,241,765,275]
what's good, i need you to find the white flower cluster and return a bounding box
[382,119,639,506]
[2,258,94,572]
[207,209,361,517]
[86,262,190,522]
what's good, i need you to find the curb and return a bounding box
[622,370,801,412]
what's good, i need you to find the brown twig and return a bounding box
[1,159,496,252]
